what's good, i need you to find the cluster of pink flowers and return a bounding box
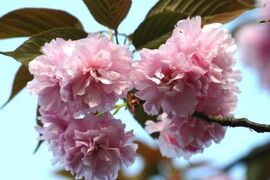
[28,34,137,179]
[36,112,136,179]
[27,17,240,179]
[259,0,270,19]
[236,0,270,89]
[134,17,241,158]
[28,34,133,116]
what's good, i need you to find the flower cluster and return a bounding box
[36,112,137,180]
[28,17,241,179]
[236,0,270,89]
[28,34,137,179]
[134,17,241,158]
[28,34,133,116]
[259,0,270,19]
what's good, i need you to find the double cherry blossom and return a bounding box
[135,17,240,158]
[28,34,133,116]
[36,112,137,179]
[236,0,270,89]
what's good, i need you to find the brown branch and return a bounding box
[192,112,270,133]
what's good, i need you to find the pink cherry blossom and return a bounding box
[37,112,137,180]
[27,38,75,114]
[237,23,270,68]
[236,0,270,90]
[28,34,133,116]
[258,0,270,19]
[133,47,202,116]
[139,16,240,159]
[133,16,241,117]
[236,23,270,89]
[145,113,226,159]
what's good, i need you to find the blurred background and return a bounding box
[1,0,270,179]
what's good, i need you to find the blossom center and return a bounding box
[155,70,184,94]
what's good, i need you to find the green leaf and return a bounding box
[132,12,185,50]
[132,0,255,49]
[0,27,87,65]
[0,8,84,39]
[133,104,157,127]
[147,0,254,18]
[139,32,172,50]
[83,0,131,29]
[131,104,158,139]
[1,65,32,108]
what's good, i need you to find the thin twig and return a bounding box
[99,30,130,45]
[114,29,119,44]
[192,112,270,133]
[99,30,129,38]
[112,103,127,115]
[108,29,113,41]
[96,103,127,117]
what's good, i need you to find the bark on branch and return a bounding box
[192,112,270,133]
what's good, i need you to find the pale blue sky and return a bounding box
[1,1,270,179]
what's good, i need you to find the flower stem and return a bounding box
[113,102,127,115]
[114,29,119,44]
